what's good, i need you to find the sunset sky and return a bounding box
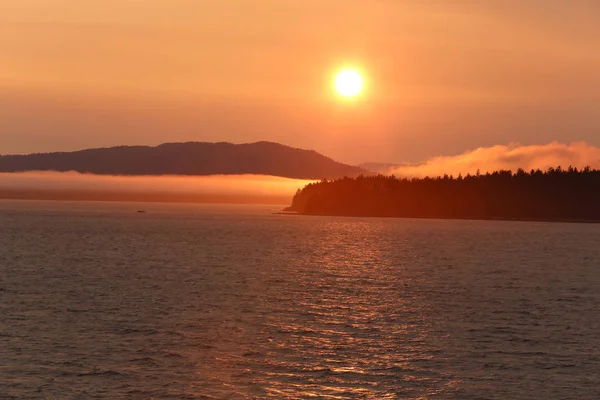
[2,0,599,164]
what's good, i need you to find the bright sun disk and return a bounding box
[335,69,363,97]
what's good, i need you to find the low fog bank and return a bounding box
[2,141,599,204]
[388,142,600,178]
[0,172,315,204]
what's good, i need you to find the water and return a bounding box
[1,200,599,399]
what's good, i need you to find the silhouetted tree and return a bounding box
[287,167,600,222]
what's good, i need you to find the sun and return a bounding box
[334,69,364,98]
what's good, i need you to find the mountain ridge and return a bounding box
[0,141,366,180]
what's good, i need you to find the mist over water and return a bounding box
[0,172,314,202]
[1,201,599,399]
[387,142,600,177]
[2,142,600,202]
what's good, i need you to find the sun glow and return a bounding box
[334,69,364,98]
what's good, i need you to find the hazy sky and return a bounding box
[1,0,599,164]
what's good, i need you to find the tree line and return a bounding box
[286,166,600,222]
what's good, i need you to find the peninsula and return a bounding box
[286,167,600,222]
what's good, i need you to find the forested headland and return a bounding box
[286,167,600,222]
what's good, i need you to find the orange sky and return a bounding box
[1,1,599,163]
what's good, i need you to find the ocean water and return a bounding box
[1,200,599,399]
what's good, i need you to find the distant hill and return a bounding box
[0,141,366,179]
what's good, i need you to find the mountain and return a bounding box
[0,141,366,179]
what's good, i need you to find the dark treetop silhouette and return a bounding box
[286,167,600,222]
[0,141,365,180]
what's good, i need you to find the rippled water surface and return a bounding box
[1,200,600,399]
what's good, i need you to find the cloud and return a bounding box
[0,172,314,204]
[388,142,600,178]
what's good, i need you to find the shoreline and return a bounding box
[277,211,600,224]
